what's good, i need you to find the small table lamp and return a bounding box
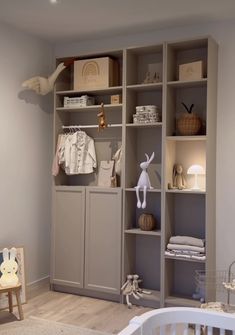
[187,164,205,190]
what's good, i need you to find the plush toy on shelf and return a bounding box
[172,163,187,190]
[135,152,154,209]
[132,274,151,297]
[97,103,108,131]
[0,247,19,287]
[121,275,139,308]
[121,274,152,308]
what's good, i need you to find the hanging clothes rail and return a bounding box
[62,124,122,130]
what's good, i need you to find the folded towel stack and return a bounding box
[165,235,206,261]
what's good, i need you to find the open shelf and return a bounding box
[126,45,163,86]
[165,139,206,191]
[56,104,122,113]
[126,122,162,128]
[166,135,207,141]
[167,78,207,88]
[125,228,161,237]
[56,86,123,96]
[129,289,160,308]
[164,254,206,263]
[166,189,206,195]
[165,295,201,308]
[127,83,162,92]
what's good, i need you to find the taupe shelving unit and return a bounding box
[51,36,218,308]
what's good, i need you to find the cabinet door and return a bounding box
[85,188,122,294]
[52,187,85,288]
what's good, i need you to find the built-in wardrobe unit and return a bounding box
[51,36,218,308]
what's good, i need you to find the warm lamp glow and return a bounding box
[187,164,205,190]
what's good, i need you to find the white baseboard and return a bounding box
[27,276,50,299]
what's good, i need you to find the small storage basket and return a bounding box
[133,105,161,124]
[177,113,201,135]
[64,95,95,108]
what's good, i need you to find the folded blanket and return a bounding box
[169,235,204,247]
[165,250,206,261]
[167,243,205,253]
[172,249,201,255]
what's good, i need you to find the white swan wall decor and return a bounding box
[22,62,66,95]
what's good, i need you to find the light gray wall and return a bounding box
[55,20,235,302]
[0,22,53,284]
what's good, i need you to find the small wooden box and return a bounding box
[111,94,122,104]
[74,57,118,90]
[179,61,204,81]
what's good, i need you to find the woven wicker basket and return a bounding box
[177,113,202,136]
[138,213,156,231]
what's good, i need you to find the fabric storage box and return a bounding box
[133,105,161,124]
[74,57,118,90]
[179,60,204,81]
[64,95,95,108]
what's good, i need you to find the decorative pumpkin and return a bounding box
[177,102,202,136]
[138,213,156,231]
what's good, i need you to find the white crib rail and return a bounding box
[119,307,235,335]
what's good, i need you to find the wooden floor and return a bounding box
[0,284,152,333]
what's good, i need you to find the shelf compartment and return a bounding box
[165,139,206,191]
[167,38,208,82]
[126,89,162,124]
[165,192,205,242]
[125,127,162,189]
[126,122,162,128]
[125,228,161,237]
[56,104,122,113]
[167,78,207,88]
[124,232,161,308]
[127,83,162,92]
[55,50,123,91]
[56,86,123,96]
[124,191,161,240]
[125,188,161,193]
[164,257,205,304]
[166,85,207,136]
[56,103,122,127]
[126,45,163,86]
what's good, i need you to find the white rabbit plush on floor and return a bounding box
[135,152,154,209]
[0,248,19,287]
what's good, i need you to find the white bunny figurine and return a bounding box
[135,152,154,209]
[0,248,19,287]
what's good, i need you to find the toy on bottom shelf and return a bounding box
[135,152,154,209]
[0,247,19,287]
[121,274,151,308]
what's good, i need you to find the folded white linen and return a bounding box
[172,249,201,255]
[169,235,204,247]
[167,243,205,253]
[165,250,206,261]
